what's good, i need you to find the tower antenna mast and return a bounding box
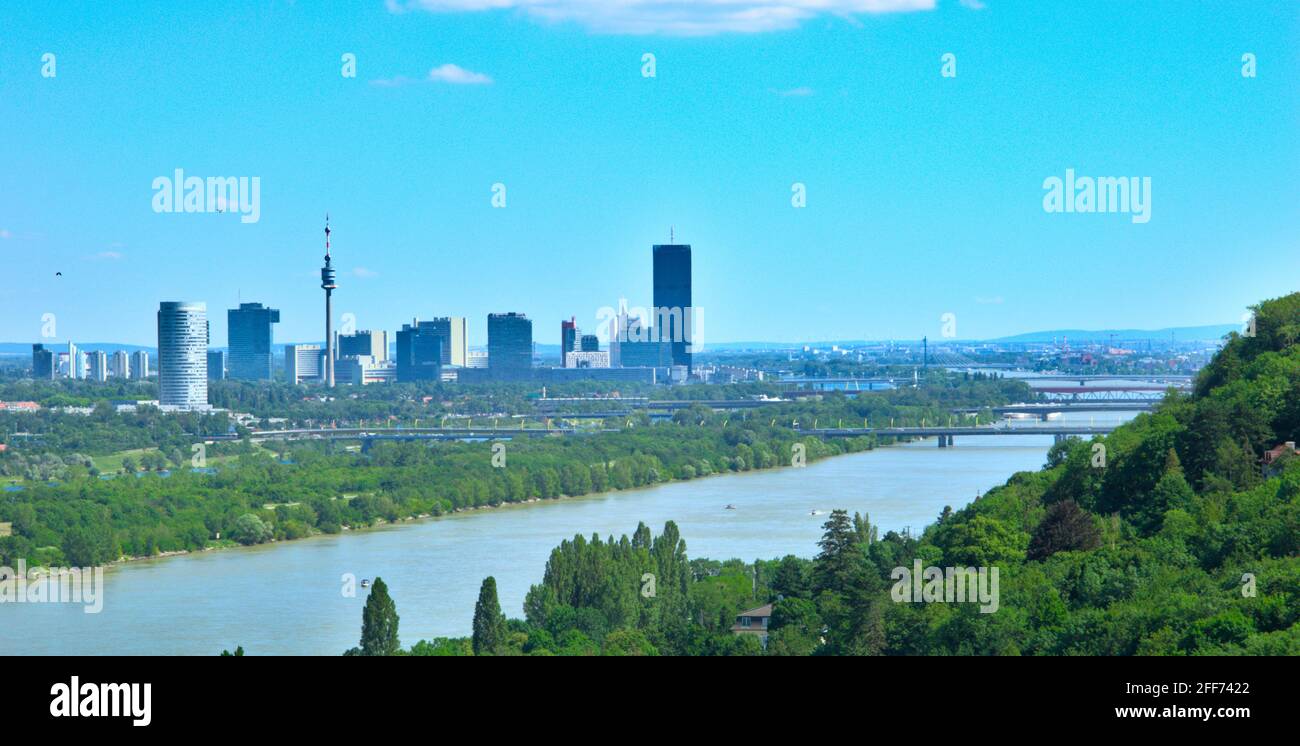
[320,214,338,387]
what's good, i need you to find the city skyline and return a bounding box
[2,1,1297,347]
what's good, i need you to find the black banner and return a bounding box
[4,654,1284,734]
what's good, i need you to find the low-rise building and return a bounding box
[731,603,773,648]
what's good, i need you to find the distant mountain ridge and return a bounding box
[0,323,1240,356]
[991,324,1239,344]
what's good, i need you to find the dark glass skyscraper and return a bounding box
[560,317,577,367]
[395,320,442,382]
[227,302,280,380]
[207,350,226,380]
[338,329,387,361]
[652,243,692,371]
[488,312,532,376]
[31,344,54,379]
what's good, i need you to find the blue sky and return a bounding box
[1,0,1297,347]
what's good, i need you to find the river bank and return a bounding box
[0,424,1108,655]
[91,437,885,570]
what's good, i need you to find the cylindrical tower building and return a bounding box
[157,301,209,409]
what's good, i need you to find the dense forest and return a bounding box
[344,295,1300,656]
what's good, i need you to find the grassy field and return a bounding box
[91,448,158,474]
[91,443,267,473]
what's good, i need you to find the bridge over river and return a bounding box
[244,426,616,444]
[952,401,1156,418]
[800,423,1116,446]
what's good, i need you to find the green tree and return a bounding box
[813,509,860,595]
[1027,500,1101,561]
[812,510,885,655]
[602,627,659,656]
[228,513,272,546]
[767,597,822,656]
[472,576,507,655]
[61,524,117,566]
[1131,449,1195,533]
[770,554,812,600]
[357,577,400,656]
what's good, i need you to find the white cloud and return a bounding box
[959,0,986,9]
[771,86,814,97]
[426,63,494,84]
[371,63,493,87]
[0,229,11,239]
[94,251,123,260]
[388,0,935,36]
[353,267,379,278]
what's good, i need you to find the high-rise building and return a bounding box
[85,351,109,382]
[338,329,387,362]
[433,317,467,367]
[406,317,466,367]
[653,242,692,372]
[560,318,578,368]
[131,350,150,380]
[619,316,670,368]
[31,344,54,379]
[111,350,130,379]
[285,344,324,384]
[487,313,532,375]
[607,306,627,368]
[67,341,79,380]
[227,302,280,380]
[394,320,442,382]
[580,334,600,352]
[207,350,226,380]
[157,301,209,409]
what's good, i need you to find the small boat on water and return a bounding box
[724,504,736,510]
[810,509,827,516]
[360,579,370,588]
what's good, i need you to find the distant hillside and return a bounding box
[0,323,1241,356]
[992,324,1239,344]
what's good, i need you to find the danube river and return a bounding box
[1,411,1137,655]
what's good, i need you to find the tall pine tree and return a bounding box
[358,577,400,656]
[472,576,507,655]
